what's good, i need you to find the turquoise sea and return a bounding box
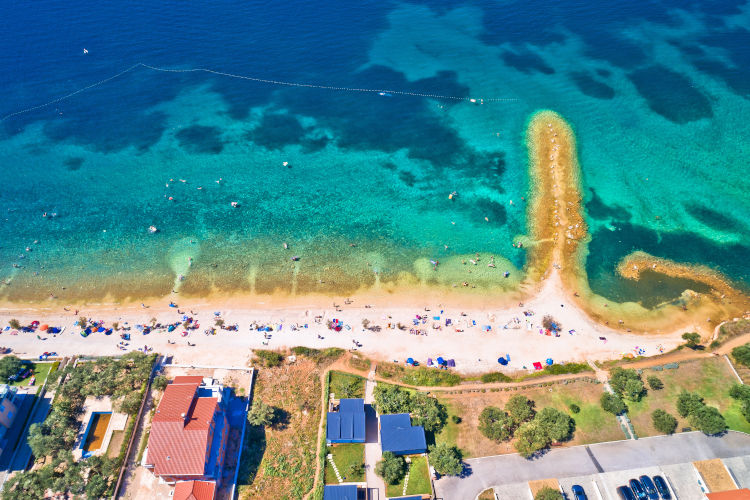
[1,1,748,304]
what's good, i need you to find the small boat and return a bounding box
[83,48,88,54]
[378,92,392,97]
[148,226,158,234]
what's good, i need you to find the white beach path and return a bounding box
[0,274,684,373]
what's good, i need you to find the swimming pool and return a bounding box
[81,411,112,457]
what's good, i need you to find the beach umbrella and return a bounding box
[40,324,49,331]
[497,357,508,365]
[545,358,554,365]
[427,358,434,366]
[447,359,456,367]
[437,357,445,365]
[406,357,414,365]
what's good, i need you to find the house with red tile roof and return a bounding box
[173,480,217,500]
[143,376,229,486]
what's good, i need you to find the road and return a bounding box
[364,376,385,500]
[433,431,750,500]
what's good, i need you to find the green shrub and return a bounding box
[647,375,663,390]
[569,403,580,414]
[732,343,750,368]
[600,392,627,415]
[535,486,563,500]
[254,349,284,367]
[541,362,593,375]
[481,372,512,383]
[290,346,344,364]
[401,367,461,387]
[651,409,677,434]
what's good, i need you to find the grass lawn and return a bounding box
[405,456,431,496]
[627,357,750,437]
[329,371,365,400]
[237,359,322,500]
[324,443,364,484]
[435,379,621,458]
[11,361,56,393]
[385,455,431,497]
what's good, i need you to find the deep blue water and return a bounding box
[0,0,748,303]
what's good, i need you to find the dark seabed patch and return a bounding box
[586,188,631,221]
[685,203,743,233]
[501,49,554,74]
[277,65,471,168]
[64,157,84,171]
[586,222,750,304]
[628,66,712,123]
[175,125,224,154]
[596,68,612,78]
[247,113,306,151]
[470,197,507,226]
[692,58,750,98]
[44,110,168,153]
[398,170,417,187]
[247,112,331,153]
[570,72,615,100]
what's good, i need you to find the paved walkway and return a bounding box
[434,431,750,500]
[364,374,385,500]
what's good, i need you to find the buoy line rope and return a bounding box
[1,62,517,121]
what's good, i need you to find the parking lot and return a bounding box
[492,458,743,500]
[558,464,702,500]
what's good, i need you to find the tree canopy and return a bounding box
[506,395,535,425]
[514,408,574,458]
[651,409,677,434]
[248,400,276,427]
[478,406,514,442]
[600,392,627,415]
[373,385,447,432]
[428,442,463,476]
[609,368,645,402]
[732,343,750,368]
[375,451,406,485]
[6,352,155,500]
[677,391,705,418]
[676,390,727,435]
[0,355,23,381]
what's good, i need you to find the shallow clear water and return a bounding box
[0,0,748,303]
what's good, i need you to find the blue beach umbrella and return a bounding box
[497,357,508,365]
[437,357,445,365]
[546,358,554,365]
[406,357,414,365]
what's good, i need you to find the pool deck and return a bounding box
[73,396,127,460]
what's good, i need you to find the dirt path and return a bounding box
[305,367,331,500]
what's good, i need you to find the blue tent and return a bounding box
[406,357,414,365]
[546,358,554,365]
[437,357,445,365]
[497,357,508,365]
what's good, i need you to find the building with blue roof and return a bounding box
[327,398,365,444]
[323,484,359,500]
[379,413,426,456]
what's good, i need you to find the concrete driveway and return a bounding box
[434,431,750,500]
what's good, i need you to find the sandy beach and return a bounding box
[0,272,684,374]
